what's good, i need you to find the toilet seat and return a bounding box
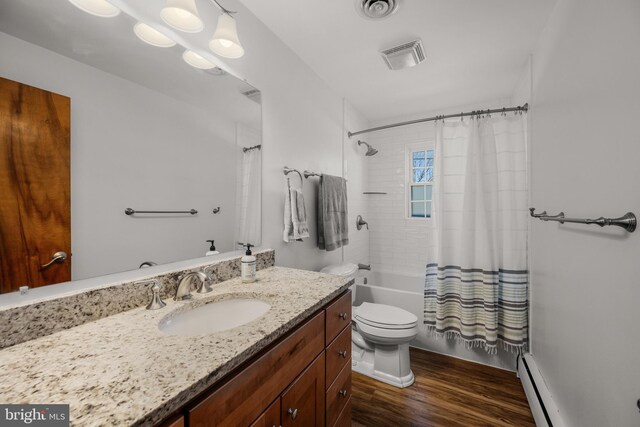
[354,302,418,330]
[356,321,418,341]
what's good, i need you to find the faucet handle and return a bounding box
[197,271,213,294]
[136,279,166,310]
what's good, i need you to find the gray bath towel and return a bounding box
[317,174,349,251]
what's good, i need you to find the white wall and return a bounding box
[526,0,640,425]
[218,2,369,271]
[0,32,239,280]
[343,101,371,267]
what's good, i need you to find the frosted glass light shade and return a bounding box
[182,50,216,69]
[209,14,244,59]
[134,23,176,48]
[68,0,120,17]
[161,0,203,33]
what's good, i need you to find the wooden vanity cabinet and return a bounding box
[280,352,325,426]
[249,399,280,427]
[179,290,352,427]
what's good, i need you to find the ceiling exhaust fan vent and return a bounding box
[356,0,399,20]
[380,39,426,70]
[242,89,262,104]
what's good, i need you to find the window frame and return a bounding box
[405,141,435,220]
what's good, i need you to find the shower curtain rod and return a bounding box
[347,103,528,138]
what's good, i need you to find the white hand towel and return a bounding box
[291,188,309,240]
[283,177,310,242]
[283,177,294,242]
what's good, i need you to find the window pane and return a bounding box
[425,167,433,182]
[413,168,426,183]
[426,150,434,158]
[425,185,432,200]
[413,151,425,160]
[425,157,434,167]
[411,202,426,218]
[413,158,425,167]
[425,201,432,217]
[411,185,425,201]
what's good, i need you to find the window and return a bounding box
[407,148,434,218]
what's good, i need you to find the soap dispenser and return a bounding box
[241,243,257,283]
[206,240,220,256]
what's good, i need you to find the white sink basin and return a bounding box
[159,298,271,336]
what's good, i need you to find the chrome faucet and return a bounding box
[175,271,211,301]
[356,215,369,230]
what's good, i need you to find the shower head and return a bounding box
[357,140,378,156]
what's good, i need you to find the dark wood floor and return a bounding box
[351,348,535,427]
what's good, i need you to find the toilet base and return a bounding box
[351,334,415,388]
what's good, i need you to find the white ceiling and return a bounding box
[240,0,557,122]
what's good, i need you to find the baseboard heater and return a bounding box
[517,353,565,427]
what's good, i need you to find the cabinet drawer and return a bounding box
[325,360,352,427]
[326,325,351,389]
[325,291,351,345]
[333,397,352,427]
[188,311,325,427]
[281,352,325,427]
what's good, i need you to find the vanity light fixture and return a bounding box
[68,0,120,17]
[209,14,244,59]
[208,1,245,59]
[161,0,204,33]
[182,50,217,69]
[133,22,177,48]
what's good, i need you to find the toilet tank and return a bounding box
[320,263,358,303]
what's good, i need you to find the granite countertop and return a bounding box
[0,267,352,426]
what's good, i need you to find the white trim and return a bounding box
[518,353,566,427]
[404,141,434,220]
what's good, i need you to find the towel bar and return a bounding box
[125,208,197,215]
[529,208,636,232]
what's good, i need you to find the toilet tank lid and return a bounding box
[355,302,418,326]
[320,263,358,276]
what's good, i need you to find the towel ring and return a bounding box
[283,166,303,184]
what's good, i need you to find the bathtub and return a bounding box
[354,270,518,371]
[354,271,424,318]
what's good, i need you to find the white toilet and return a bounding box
[320,263,418,388]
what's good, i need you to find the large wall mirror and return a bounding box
[0,0,262,294]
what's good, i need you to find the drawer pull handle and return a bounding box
[339,389,348,398]
[338,350,348,358]
[287,408,298,419]
[338,312,348,320]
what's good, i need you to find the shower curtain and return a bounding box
[424,113,529,353]
[236,147,261,247]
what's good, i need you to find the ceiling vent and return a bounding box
[242,89,262,104]
[380,39,426,70]
[356,0,398,20]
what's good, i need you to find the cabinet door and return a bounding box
[250,398,280,427]
[189,312,324,427]
[281,352,325,427]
